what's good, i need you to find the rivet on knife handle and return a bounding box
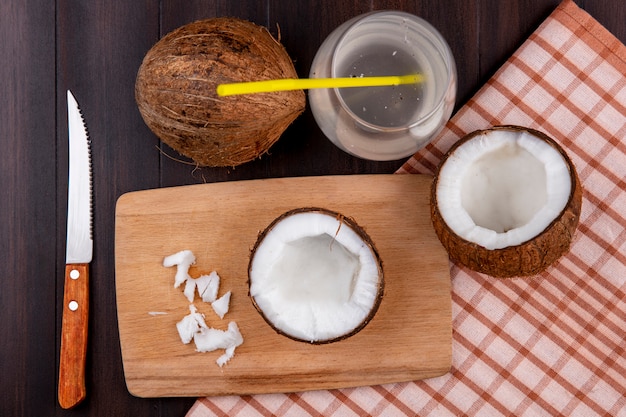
[58,263,89,409]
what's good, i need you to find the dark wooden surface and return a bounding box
[1,1,624,416]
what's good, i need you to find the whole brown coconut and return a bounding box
[431,126,582,278]
[135,17,306,167]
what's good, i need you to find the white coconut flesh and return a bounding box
[249,210,383,343]
[436,129,572,250]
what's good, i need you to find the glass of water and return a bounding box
[309,11,457,161]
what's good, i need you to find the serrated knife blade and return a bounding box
[58,90,92,409]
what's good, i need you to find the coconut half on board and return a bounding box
[248,208,384,344]
[431,126,582,278]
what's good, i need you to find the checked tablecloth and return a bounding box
[188,1,626,415]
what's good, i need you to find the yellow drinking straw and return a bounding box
[216,74,424,96]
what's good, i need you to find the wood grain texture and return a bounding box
[3,0,626,415]
[58,264,89,409]
[115,175,451,397]
[0,1,57,416]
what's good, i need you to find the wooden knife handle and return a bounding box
[58,263,89,409]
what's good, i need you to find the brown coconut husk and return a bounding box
[248,207,385,344]
[135,17,306,167]
[430,126,583,278]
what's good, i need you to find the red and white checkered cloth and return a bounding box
[187,1,626,415]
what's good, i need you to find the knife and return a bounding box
[58,90,93,409]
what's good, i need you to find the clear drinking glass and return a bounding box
[309,11,457,161]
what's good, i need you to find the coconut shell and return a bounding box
[248,207,385,344]
[431,126,583,278]
[135,17,306,167]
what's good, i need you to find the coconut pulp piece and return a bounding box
[176,305,243,367]
[197,271,220,303]
[211,291,231,319]
[176,305,208,344]
[194,321,243,367]
[163,249,195,288]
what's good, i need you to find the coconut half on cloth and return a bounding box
[248,208,384,344]
[431,126,582,278]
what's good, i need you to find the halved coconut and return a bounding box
[431,126,582,277]
[248,208,384,344]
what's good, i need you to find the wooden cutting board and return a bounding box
[115,174,451,398]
